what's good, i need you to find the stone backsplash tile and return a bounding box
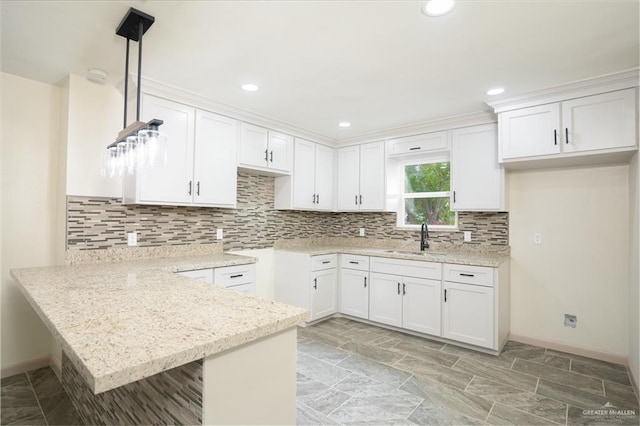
[67,172,508,250]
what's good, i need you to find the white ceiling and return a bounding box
[2,0,638,142]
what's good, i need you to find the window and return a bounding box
[401,161,457,228]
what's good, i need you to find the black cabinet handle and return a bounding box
[453,191,456,203]
[349,261,359,264]
[230,274,243,278]
[409,147,421,151]
[316,194,319,204]
[444,289,447,302]
[402,283,406,295]
[196,181,200,196]
[313,278,317,289]
[188,181,192,195]
[355,195,358,205]
[364,277,367,288]
[359,195,363,205]
[460,273,475,277]
[264,149,269,162]
[397,282,401,295]
[322,260,330,264]
[270,151,273,162]
[565,128,569,144]
[554,129,558,145]
[312,194,316,204]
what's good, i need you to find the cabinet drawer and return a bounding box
[213,264,256,287]
[387,131,449,156]
[370,257,441,280]
[227,282,256,294]
[177,269,213,283]
[311,254,338,271]
[340,254,369,271]
[443,264,494,287]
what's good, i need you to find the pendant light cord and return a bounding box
[136,22,143,122]
[123,38,130,129]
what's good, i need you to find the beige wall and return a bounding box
[509,165,629,357]
[65,73,123,198]
[1,73,62,372]
[629,153,639,387]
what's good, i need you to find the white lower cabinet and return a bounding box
[275,252,337,321]
[442,281,493,348]
[369,273,403,327]
[176,263,256,294]
[402,277,442,336]
[339,268,369,319]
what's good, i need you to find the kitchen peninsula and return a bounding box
[10,248,308,425]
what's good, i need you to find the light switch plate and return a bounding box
[127,232,137,246]
[216,228,223,240]
[463,231,471,242]
[359,228,365,237]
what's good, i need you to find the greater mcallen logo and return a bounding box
[582,402,637,419]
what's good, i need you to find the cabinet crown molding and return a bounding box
[486,68,639,113]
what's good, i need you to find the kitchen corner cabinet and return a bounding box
[238,123,293,175]
[337,141,385,211]
[499,88,637,164]
[274,138,334,211]
[442,262,510,350]
[339,254,370,319]
[274,252,337,322]
[450,124,506,211]
[123,95,237,208]
[369,257,442,335]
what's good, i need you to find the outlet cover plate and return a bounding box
[463,231,472,242]
[127,232,137,246]
[216,229,223,240]
[359,228,365,237]
[564,314,577,328]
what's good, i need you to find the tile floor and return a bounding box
[1,318,638,425]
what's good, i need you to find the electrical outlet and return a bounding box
[463,231,472,242]
[564,314,577,328]
[127,232,137,246]
[359,228,365,237]
[216,228,223,240]
[533,232,542,244]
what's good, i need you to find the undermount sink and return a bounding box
[384,250,447,257]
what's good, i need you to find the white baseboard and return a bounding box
[1,356,50,379]
[508,333,627,365]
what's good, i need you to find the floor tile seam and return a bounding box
[535,379,638,412]
[324,391,355,419]
[305,350,353,375]
[403,394,423,422]
[531,373,610,398]
[24,371,49,426]
[495,401,565,425]
[535,377,540,393]
[515,357,614,384]
[565,364,631,386]
[450,364,538,394]
[483,401,495,424]
[564,403,569,426]
[463,375,476,392]
[506,361,610,396]
[602,377,638,394]
[549,350,626,372]
[299,399,344,424]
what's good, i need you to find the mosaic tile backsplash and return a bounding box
[67,173,508,250]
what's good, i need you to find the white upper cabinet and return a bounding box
[337,141,385,211]
[274,138,335,211]
[193,110,238,206]
[124,95,237,208]
[498,88,637,165]
[387,131,449,157]
[451,124,505,211]
[238,123,293,175]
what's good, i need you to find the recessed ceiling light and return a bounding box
[486,87,505,96]
[241,83,259,92]
[422,0,455,17]
[338,122,351,128]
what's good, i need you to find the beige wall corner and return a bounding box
[628,152,640,393]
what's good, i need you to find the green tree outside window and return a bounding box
[403,162,456,226]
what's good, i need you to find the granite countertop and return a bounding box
[275,245,510,267]
[11,252,308,394]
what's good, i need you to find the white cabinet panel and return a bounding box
[238,122,269,169]
[387,131,448,156]
[311,269,337,321]
[177,269,213,283]
[402,277,441,336]
[213,264,256,287]
[337,145,360,210]
[499,103,560,160]
[314,144,334,210]
[369,273,403,327]
[369,257,441,280]
[311,254,337,271]
[451,124,505,211]
[193,110,237,206]
[139,95,195,204]
[359,141,385,210]
[442,282,494,348]
[339,269,369,320]
[268,131,294,172]
[292,138,316,209]
[562,88,637,153]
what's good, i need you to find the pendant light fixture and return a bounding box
[103,7,166,178]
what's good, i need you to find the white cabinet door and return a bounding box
[339,269,369,319]
[193,110,238,206]
[369,273,403,327]
[139,95,195,204]
[402,277,441,336]
[337,145,361,210]
[442,282,494,349]
[314,144,335,211]
[311,269,337,321]
[562,88,637,153]
[359,141,385,210]
[268,131,293,172]
[177,269,213,283]
[292,138,316,209]
[238,123,269,168]
[451,124,504,211]
[499,103,560,160]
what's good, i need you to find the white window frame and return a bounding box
[397,157,458,230]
